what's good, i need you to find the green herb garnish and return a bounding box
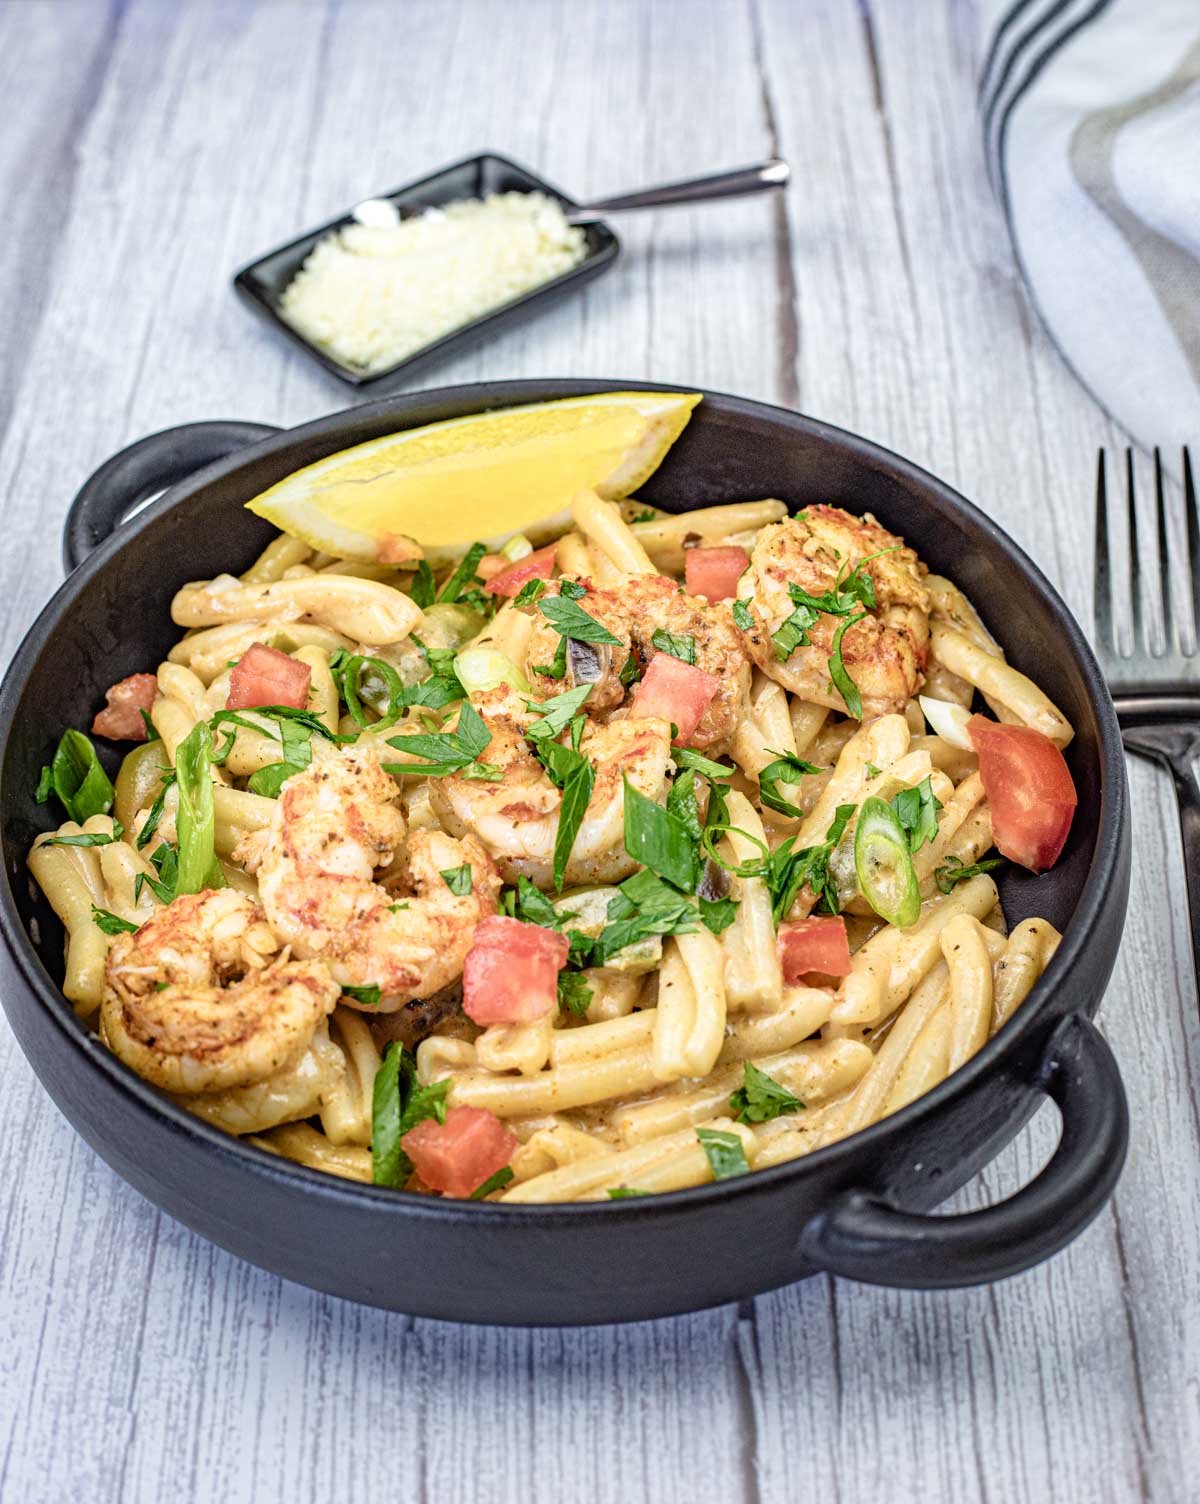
[35,730,114,824]
[469,1166,515,1200]
[384,699,500,781]
[513,578,546,607]
[440,863,473,896]
[730,1062,804,1124]
[438,542,487,604]
[557,970,594,1017]
[174,722,224,895]
[91,906,139,936]
[651,629,696,665]
[623,778,699,893]
[758,750,823,817]
[696,1127,750,1180]
[935,855,1005,895]
[538,594,622,646]
[608,1186,652,1198]
[371,1043,450,1187]
[38,822,124,850]
[342,983,382,1008]
[890,776,943,853]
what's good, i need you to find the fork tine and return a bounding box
[1125,448,1143,654]
[1153,447,1172,656]
[1094,449,1115,653]
[1185,445,1199,647]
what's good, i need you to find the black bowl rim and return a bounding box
[0,377,1127,1223]
[232,150,621,387]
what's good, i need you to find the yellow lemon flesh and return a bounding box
[245,391,702,564]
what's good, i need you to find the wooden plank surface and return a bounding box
[0,1,1196,1501]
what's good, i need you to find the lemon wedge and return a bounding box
[245,391,702,563]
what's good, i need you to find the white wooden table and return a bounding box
[1,3,1196,1500]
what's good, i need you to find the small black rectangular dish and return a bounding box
[233,152,620,388]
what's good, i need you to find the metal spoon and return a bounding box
[352,157,789,229]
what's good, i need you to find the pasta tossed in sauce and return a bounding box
[28,483,1076,1202]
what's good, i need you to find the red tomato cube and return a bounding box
[91,673,158,741]
[462,915,570,1025]
[778,916,853,984]
[484,544,558,598]
[629,652,720,745]
[967,716,1077,872]
[685,546,750,602]
[401,1106,518,1199]
[226,642,312,711]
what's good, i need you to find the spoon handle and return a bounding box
[565,158,789,222]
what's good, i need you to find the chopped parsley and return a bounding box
[935,854,1005,894]
[90,906,139,936]
[513,577,546,607]
[732,598,754,631]
[384,700,501,781]
[729,1062,804,1123]
[608,1186,652,1199]
[537,593,622,647]
[342,983,382,1008]
[371,1043,450,1187]
[758,750,823,817]
[557,970,594,1017]
[890,776,943,853]
[469,1167,515,1200]
[439,863,473,896]
[769,547,900,716]
[37,823,124,850]
[651,629,696,665]
[697,1127,750,1180]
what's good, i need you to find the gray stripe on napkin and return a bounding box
[1068,37,1200,390]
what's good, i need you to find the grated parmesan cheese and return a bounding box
[279,191,587,374]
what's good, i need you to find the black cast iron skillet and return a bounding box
[0,380,1130,1325]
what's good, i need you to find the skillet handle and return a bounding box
[62,420,281,573]
[798,1013,1127,1287]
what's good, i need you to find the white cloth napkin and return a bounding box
[979,0,1200,452]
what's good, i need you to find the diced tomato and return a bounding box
[967,716,1077,872]
[462,915,570,1025]
[629,652,720,745]
[91,673,158,741]
[778,916,852,984]
[226,642,312,711]
[401,1106,519,1199]
[483,544,558,598]
[685,545,750,602]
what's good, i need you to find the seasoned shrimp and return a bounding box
[102,889,340,1095]
[524,573,750,753]
[238,743,501,1010]
[740,506,930,718]
[430,702,673,887]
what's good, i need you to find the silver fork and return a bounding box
[1094,445,1200,972]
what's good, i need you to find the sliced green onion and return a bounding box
[853,796,920,927]
[452,647,532,696]
[36,730,115,823]
[500,534,534,563]
[174,722,223,896]
[918,695,974,750]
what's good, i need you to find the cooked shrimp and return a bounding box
[430,702,673,887]
[238,743,501,1010]
[524,573,750,753]
[740,506,930,718]
[177,1019,347,1135]
[102,889,340,1095]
